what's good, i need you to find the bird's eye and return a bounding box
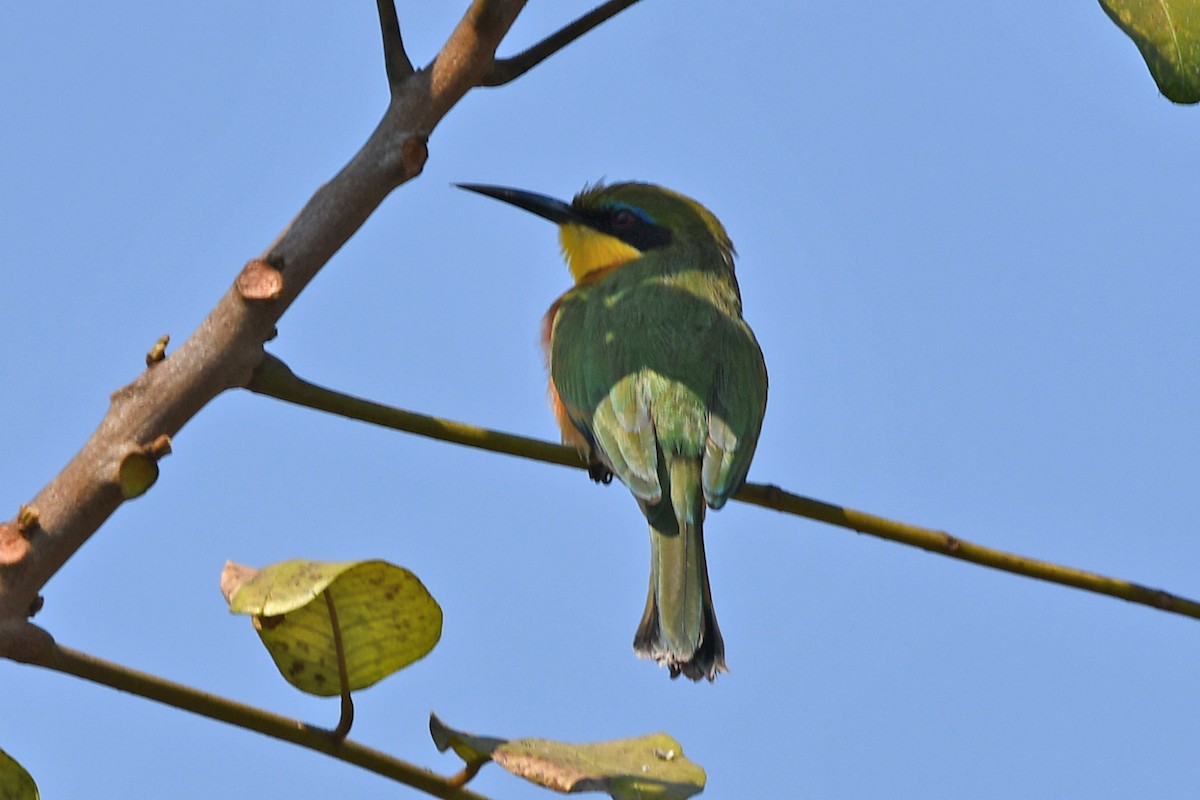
[612,209,636,229]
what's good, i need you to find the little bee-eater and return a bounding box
[460,181,768,681]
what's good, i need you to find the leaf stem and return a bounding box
[324,590,355,742]
[448,760,487,787]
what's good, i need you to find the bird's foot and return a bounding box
[587,455,613,485]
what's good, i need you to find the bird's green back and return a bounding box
[548,184,767,510]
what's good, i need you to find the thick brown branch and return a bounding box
[483,0,643,87]
[0,1,530,656]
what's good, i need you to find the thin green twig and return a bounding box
[733,483,1200,617]
[247,352,1200,622]
[30,644,493,800]
[249,354,584,469]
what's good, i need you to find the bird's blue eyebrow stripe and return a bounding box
[600,201,655,223]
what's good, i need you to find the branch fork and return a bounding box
[0,0,642,650]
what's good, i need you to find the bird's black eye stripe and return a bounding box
[616,214,672,251]
[579,206,673,251]
[612,208,636,229]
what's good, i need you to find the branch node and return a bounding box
[236,259,285,302]
[0,620,55,663]
[402,135,430,175]
[943,534,961,554]
[16,504,40,534]
[145,334,170,366]
[147,434,173,460]
[118,449,161,500]
[0,521,32,565]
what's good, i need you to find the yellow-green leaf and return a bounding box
[429,713,509,765]
[495,733,704,799]
[429,716,705,800]
[0,748,39,800]
[224,559,442,696]
[1100,0,1200,103]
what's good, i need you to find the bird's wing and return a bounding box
[550,292,663,503]
[701,319,768,509]
[590,372,662,501]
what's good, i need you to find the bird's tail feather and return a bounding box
[633,458,726,681]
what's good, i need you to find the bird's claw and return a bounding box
[587,457,614,485]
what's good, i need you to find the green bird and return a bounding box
[460,181,768,681]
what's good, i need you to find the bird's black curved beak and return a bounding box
[456,183,585,226]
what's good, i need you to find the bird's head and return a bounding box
[457,181,733,284]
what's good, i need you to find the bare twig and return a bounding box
[248,354,1200,623]
[483,0,644,87]
[22,644,492,800]
[733,483,1200,618]
[377,0,415,89]
[247,354,583,469]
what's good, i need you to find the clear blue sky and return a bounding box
[3,2,1199,797]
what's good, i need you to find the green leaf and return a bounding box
[496,734,705,799]
[430,715,705,799]
[1100,0,1200,103]
[0,748,39,800]
[223,559,442,696]
[430,713,508,765]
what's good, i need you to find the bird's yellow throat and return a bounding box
[558,223,642,284]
